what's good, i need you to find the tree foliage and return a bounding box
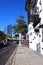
[0,31,6,41]
[13,15,28,35]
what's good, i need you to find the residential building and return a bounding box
[25,0,43,54]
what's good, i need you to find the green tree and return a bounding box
[0,31,6,41]
[13,15,28,37]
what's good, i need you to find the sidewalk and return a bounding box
[14,44,43,65]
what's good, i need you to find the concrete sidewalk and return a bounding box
[14,44,43,65]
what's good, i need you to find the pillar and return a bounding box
[19,33,21,47]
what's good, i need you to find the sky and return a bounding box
[0,0,27,31]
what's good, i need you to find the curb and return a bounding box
[5,45,19,65]
[12,44,20,65]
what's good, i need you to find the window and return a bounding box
[30,32,32,35]
[29,27,32,30]
[42,48,43,49]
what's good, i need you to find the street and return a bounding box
[0,43,18,65]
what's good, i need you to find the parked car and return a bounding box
[5,42,12,46]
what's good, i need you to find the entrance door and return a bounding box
[37,43,41,54]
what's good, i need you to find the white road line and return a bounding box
[0,49,8,55]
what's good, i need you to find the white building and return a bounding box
[26,0,43,54]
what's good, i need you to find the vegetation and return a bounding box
[13,15,28,38]
[0,31,6,41]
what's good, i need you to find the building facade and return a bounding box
[7,25,12,36]
[25,0,43,54]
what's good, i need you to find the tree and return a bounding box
[13,15,28,38]
[0,31,6,41]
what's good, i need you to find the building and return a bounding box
[7,25,12,36]
[25,0,43,54]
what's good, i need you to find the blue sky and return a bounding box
[0,0,27,31]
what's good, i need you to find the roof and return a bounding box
[25,0,38,11]
[25,0,31,11]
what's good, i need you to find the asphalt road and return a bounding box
[0,43,18,65]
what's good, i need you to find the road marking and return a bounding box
[0,49,8,55]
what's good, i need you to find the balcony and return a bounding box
[33,15,41,27]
